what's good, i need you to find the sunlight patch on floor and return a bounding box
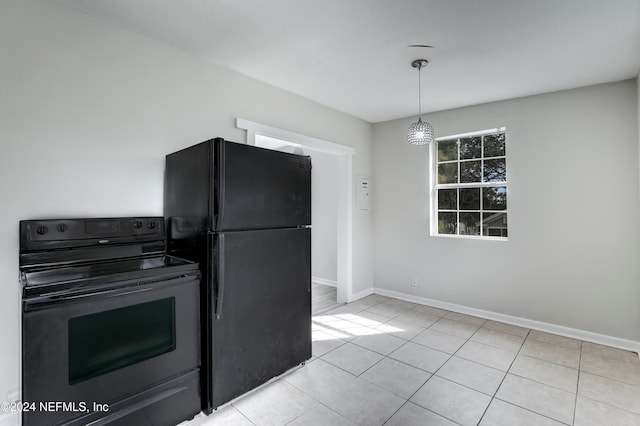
[311,313,403,341]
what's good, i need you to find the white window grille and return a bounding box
[432,127,508,239]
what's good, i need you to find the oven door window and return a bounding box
[68,298,176,384]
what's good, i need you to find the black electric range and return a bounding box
[20,217,202,426]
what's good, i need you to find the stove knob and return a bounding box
[57,224,67,233]
[133,220,143,229]
[147,221,157,230]
[36,225,48,235]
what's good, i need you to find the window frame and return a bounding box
[430,127,508,241]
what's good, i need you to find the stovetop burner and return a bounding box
[19,217,200,299]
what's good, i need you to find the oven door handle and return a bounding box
[214,233,225,320]
[23,275,195,311]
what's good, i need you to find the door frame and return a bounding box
[236,118,354,304]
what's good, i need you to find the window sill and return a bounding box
[431,234,508,242]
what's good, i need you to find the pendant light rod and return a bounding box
[411,59,428,118]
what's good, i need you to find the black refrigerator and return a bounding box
[164,138,312,413]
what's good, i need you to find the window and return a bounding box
[433,128,507,239]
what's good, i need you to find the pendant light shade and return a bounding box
[407,117,434,145]
[407,59,435,145]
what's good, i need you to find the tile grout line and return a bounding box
[346,297,422,426]
[357,301,456,425]
[572,340,583,425]
[283,399,353,426]
[415,315,546,425]
[227,403,258,426]
[482,330,579,426]
[420,319,488,425]
[279,368,355,425]
[475,326,530,425]
[383,315,494,425]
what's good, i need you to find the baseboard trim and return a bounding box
[352,287,640,355]
[351,287,374,301]
[312,277,338,288]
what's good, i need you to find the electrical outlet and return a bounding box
[410,276,418,287]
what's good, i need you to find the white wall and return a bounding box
[309,151,339,283]
[372,80,640,343]
[0,0,373,405]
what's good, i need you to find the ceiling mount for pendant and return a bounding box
[411,59,429,69]
[407,58,435,146]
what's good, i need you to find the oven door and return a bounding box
[22,274,200,426]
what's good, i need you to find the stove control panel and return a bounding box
[20,217,165,248]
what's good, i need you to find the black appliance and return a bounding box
[165,138,312,412]
[20,217,201,426]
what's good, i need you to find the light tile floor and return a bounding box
[183,294,640,426]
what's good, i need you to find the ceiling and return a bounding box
[55,0,640,123]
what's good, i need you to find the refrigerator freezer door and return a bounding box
[213,141,311,231]
[208,227,311,410]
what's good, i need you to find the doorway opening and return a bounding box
[236,119,354,308]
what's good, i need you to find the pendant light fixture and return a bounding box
[407,59,434,145]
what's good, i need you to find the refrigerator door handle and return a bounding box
[215,233,225,320]
[215,140,226,230]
